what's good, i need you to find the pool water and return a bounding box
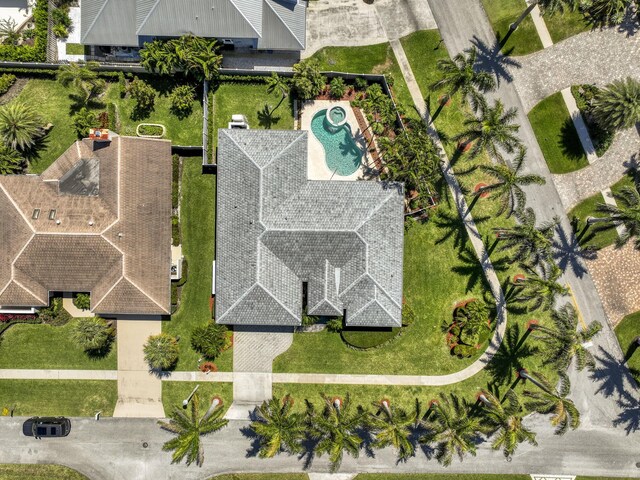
[310,109,363,177]
[329,106,346,124]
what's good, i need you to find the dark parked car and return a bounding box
[22,417,71,438]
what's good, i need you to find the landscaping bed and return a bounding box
[528,91,589,174]
[0,380,117,416]
[340,327,401,349]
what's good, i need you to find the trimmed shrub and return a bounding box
[37,297,71,326]
[329,77,347,99]
[341,327,400,349]
[169,84,195,117]
[190,321,229,359]
[176,258,188,287]
[171,154,180,209]
[292,59,326,100]
[171,282,178,306]
[137,124,164,136]
[0,74,16,95]
[452,344,476,358]
[73,293,91,311]
[127,77,156,119]
[355,77,368,91]
[326,318,343,333]
[301,312,319,326]
[0,314,40,336]
[144,333,179,370]
[72,107,97,139]
[71,317,114,355]
[172,215,180,246]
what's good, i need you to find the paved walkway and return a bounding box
[113,319,165,418]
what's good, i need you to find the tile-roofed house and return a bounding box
[215,129,404,328]
[0,134,172,316]
[81,0,306,51]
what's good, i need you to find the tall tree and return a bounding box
[591,77,640,132]
[478,389,537,458]
[494,207,558,267]
[531,303,602,371]
[57,61,105,105]
[158,393,228,467]
[589,184,640,249]
[369,399,420,462]
[250,395,306,458]
[521,371,580,435]
[0,143,23,174]
[512,262,569,312]
[306,394,367,472]
[292,58,326,101]
[476,147,545,217]
[453,98,522,161]
[0,102,43,151]
[419,393,481,466]
[583,0,632,27]
[429,47,496,110]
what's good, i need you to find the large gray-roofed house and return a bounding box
[81,0,306,50]
[215,129,404,328]
[0,134,172,316]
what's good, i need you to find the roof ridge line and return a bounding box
[261,130,307,170]
[0,280,11,298]
[0,183,35,234]
[122,275,169,314]
[354,189,396,231]
[81,0,112,44]
[11,277,47,305]
[217,282,260,322]
[135,0,161,35]
[228,0,262,37]
[222,130,263,171]
[263,0,304,49]
[90,275,124,311]
[256,281,299,321]
[347,297,375,322]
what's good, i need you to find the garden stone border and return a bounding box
[136,123,166,138]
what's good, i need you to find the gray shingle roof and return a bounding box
[215,129,404,328]
[0,135,172,316]
[81,0,305,50]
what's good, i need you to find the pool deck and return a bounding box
[300,100,375,181]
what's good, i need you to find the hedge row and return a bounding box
[0,0,48,62]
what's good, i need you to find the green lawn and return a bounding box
[568,174,634,250]
[65,43,89,55]
[106,77,203,146]
[545,9,591,43]
[163,157,232,371]
[0,320,116,370]
[162,381,232,415]
[528,92,589,174]
[309,42,420,121]
[0,380,116,416]
[400,30,449,101]
[212,82,294,145]
[480,0,543,55]
[616,311,640,384]
[273,193,491,376]
[0,464,88,480]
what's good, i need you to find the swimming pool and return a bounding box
[310,109,363,177]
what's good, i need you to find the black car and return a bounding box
[22,417,71,438]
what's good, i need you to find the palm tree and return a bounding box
[429,47,496,110]
[266,72,290,99]
[181,36,222,82]
[305,394,367,472]
[531,303,602,371]
[521,370,580,435]
[589,184,640,249]
[453,98,522,161]
[419,393,481,466]
[476,147,545,217]
[510,0,581,31]
[512,262,569,312]
[494,207,559,267]
[250,395,306,458]
[140,39,178,75]
[584,0,632,27]
[369,399,420,462]
[143,333,179,371]
[591,77,640,132]
[0,102,43,151]
[478,389,537,458]
[0,143,23,174]
[158,393,228,467]
[57,61,104,105]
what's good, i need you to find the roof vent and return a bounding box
[55,220,61,225]
[89,220,94,226]
[48,209,56,220]
[32,209,40,220]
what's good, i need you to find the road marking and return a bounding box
[567,284,588,329]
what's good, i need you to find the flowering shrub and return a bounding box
[0,314,36,322]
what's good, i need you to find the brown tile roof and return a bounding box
[0,134,171,315]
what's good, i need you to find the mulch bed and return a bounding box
[0,77,28,106]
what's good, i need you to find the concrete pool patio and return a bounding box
[300,100,377,181]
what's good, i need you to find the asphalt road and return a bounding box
[0,416,639,480]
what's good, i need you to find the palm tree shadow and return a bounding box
[469,35,521,86]
[485,323,538,386]
[434,209,490,252]
[22,132,50,164]
[590,346,638,400]
[298,437,319,470]
[357,425,376,459]
[552,222,598,278]
[616,7,640,37]
[258,104,280,129]
[560,118,588,160]
[613,390,640,435]
[451,244,507,292]
[239,424,261,458]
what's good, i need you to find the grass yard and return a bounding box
[0,464,88,480]
[528,92,589,174]
[480,0,543,56]
[65,43,89,55]
[212,82,294,146]
[211,475,308,480]
[274,192,491,376]
[163,158,232,372]
[615,311,640,384]
[106,77,203,146]
[545,9,591,43]
[309,42,420,121]
[0,320,116,370]
[568,173,634,250]
[162,382,232,415]
[400,30,449,102]
[0,380,116,416]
